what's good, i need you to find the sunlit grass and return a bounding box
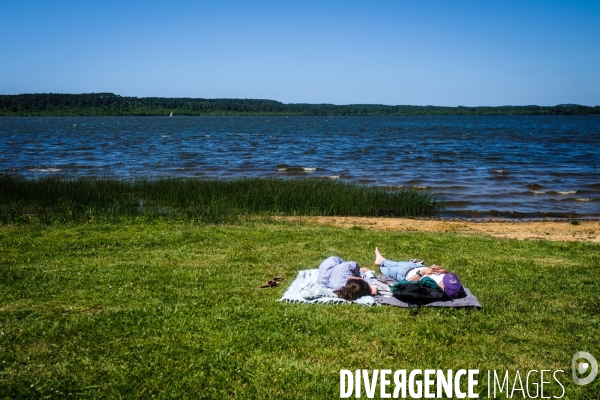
[0,220,598,398]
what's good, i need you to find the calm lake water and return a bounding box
[1,116,599,219]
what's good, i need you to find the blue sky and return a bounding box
[1,0,599,106]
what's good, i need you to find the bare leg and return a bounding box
[374,247,385,266]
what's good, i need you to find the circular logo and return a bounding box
[572,351,598,385]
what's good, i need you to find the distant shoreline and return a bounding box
[1,93,599,116]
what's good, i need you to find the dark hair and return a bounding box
[334,278,371,301]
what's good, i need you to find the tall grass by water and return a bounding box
[0,175,441,224]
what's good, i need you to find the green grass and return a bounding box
[0,175,440,225]
[0,220,598,398]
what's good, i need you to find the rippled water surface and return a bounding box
[1,116,599,218]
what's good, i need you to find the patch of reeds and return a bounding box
[0,175,441,224]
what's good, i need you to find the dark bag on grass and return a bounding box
[391,277,452,307]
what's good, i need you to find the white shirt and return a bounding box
[406,267,446,285]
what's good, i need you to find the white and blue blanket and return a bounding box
[278,269,376,306]
[278,269,482,309]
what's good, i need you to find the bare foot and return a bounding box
[374,247,385,266]
[360,267,370,273]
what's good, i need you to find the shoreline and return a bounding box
[281,216,600,242]
[2,94,599,116]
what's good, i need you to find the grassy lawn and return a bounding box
[0,220,598,399]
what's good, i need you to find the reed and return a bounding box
[0,175,441,224]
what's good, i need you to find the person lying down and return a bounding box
[316,256,391,300]
[316,247,465,301]
[374,247,466,299]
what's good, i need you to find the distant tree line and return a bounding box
[1,93,599,116]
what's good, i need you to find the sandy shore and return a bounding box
[281,216,600,242]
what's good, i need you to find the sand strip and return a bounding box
[281,216,600,242]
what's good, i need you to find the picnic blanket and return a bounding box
[278,270,482,309]
[374,274,483,309]
[278,269,377,306]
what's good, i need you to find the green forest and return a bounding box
[1,93,599,116]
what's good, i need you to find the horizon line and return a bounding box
[2,92,599,108]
